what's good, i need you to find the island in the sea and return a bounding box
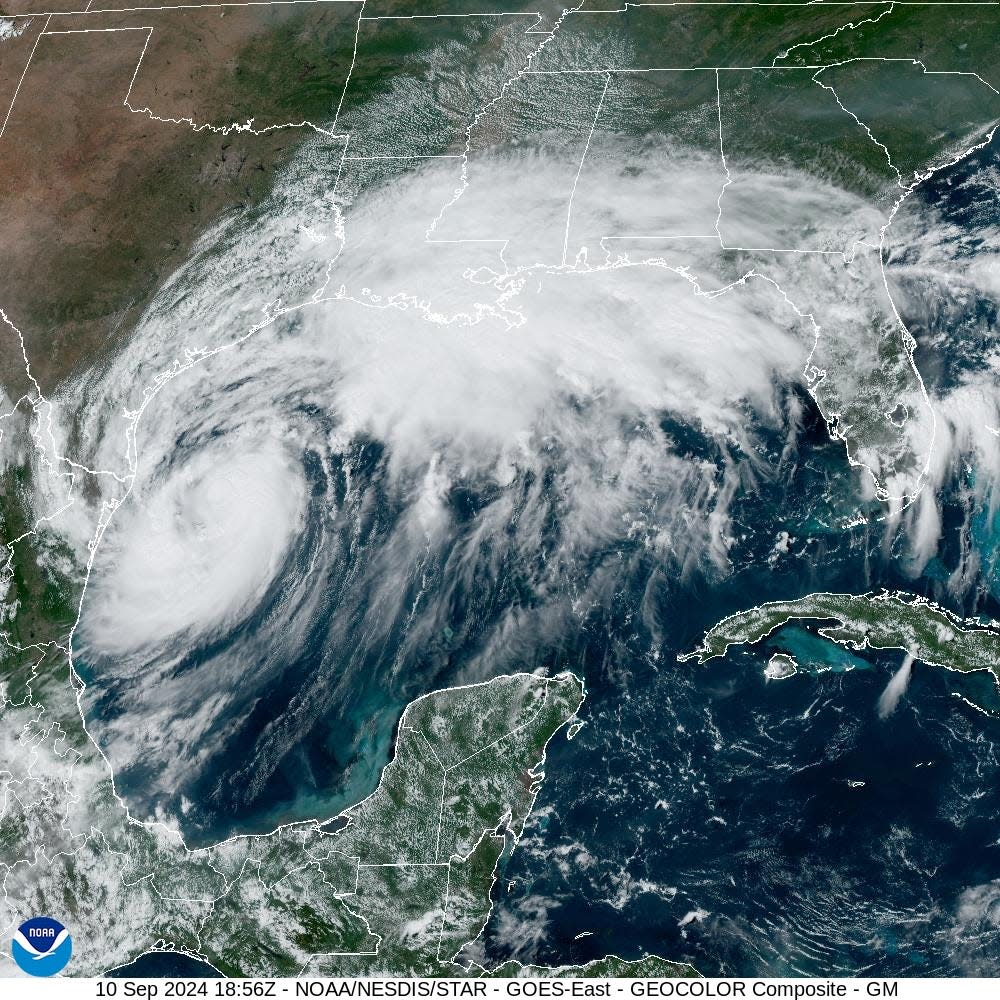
[681,590,1000,712]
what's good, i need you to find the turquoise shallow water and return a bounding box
[479,135,1000,977]
[81,132,1000,976]
[767,625,874,674]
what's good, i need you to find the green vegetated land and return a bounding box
[4,0,1000,396]
[5,0,1000,979]
[682,590,1000,709]
[528,2,1000,197]
[0,456,83,652]
[774,3,1000,89]
[0,669,609,976]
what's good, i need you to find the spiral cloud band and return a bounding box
[26,126,993,837]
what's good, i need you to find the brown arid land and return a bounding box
[0,0,361,398]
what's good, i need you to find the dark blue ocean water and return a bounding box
[107,953,222,978]
[88,136,1000,976]
[477,137,1000,977]
[480,576,1000,976]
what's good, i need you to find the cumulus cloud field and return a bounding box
[11,54,996,824]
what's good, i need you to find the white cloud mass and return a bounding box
[23,119,979,819]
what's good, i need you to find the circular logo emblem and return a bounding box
[11,917,72,977]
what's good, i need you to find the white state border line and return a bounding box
[521,63,1000,74]
[0,0,992,965]
[772,0,897,65]
[415,41,994,503]
[3,3,532,16]
[4,1,1000,20]
[0,13,50,141]
[15,3,366,138]
[561,71,609,266]
[2,7,983,507]
[0,0,368,948]
[292,674,586,974]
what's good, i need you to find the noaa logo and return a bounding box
[11,917,72,977]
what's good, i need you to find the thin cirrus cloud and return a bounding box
[38,132,969,822]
